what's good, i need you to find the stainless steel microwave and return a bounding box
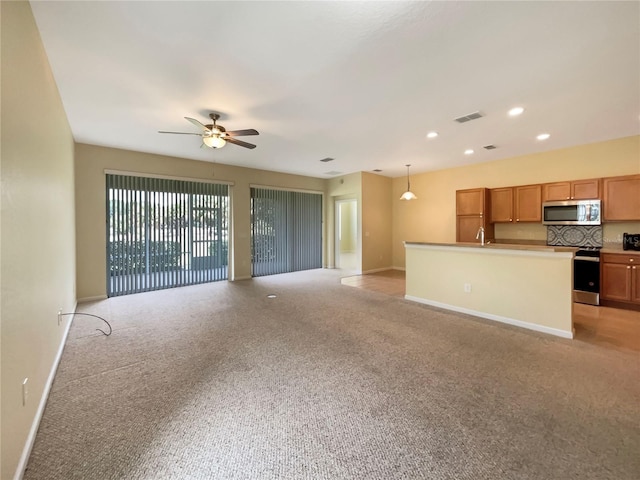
[542,200,601,225]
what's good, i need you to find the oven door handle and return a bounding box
[574,257,600,263]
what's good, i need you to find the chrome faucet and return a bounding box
[476,226,485,245]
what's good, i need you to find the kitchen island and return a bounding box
[404,242,576,338]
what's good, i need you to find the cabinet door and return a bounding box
[456,216,484,243]
[456,188,486,216]
[515,184,542,222]
[601,263,631,301]
[603,175,640,221]
[571,179,600,200]
[490,187,513,223]
[632,266,640,304]
[542,182,571,202]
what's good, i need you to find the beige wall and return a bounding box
[75,144,326,299]
[1,2,77,478]
[393,136,640,268]
[361,172,393,272]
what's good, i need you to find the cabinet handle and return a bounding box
[630,259,635,262]
[509,218,513,222]
[627,266,631,270]
[566,197,570,200]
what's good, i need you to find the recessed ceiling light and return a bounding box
[464,149,474,155]
[426,131,438,139]
[508,107,525,116]
[536,133,551,141]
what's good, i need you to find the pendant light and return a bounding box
[399,164,417,201]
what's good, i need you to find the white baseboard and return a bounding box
[231,276,252,281]
[392,266,406,272]
[14,303,76,480]
[77,295,107,303]
[361,266,394,274]
[404,295,574,339]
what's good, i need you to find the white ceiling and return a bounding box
[30,1,640,179]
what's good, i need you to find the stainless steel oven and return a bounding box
[573,249,600,305]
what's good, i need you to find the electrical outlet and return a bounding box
[22,378,28,406]
[464,283,472,293]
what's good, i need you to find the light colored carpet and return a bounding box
[24,269,640,479]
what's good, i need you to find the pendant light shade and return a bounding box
[400,164,417,200]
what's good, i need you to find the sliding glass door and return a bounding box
[251,187,322,277]
[107,174,229,297]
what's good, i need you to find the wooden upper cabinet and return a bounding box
[603,174,640,221]
[542,179,600,201]
[572,178,601,200]
[542,182,570,202]
[456,188,488,216]
[455,188,494,243]
[490,187,514,223]
[514,184,542,222]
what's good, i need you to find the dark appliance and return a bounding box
[542,199,601,225]
[573,248,600,306]
[623,233,640,251]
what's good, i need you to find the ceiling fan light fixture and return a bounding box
[400,164,417,201]
[203,136,226,149]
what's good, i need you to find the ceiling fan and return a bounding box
[159,113,259,149]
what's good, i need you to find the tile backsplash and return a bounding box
[546,225,603,247]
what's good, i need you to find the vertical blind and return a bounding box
[107,174,229,297]
[251,187,322,277]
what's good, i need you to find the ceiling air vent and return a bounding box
[373,169,383,172]
[454,111,484,123]
[324,171,342,176]
[319,157,334,163]
[483,144,497,150]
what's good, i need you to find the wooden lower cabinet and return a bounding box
[601,253,640,308]
[456,215,494,243]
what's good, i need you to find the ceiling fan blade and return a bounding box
[185,117,210,131]
[225,129,259,137]
[158,131,204,135]
[226,137,256,149]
